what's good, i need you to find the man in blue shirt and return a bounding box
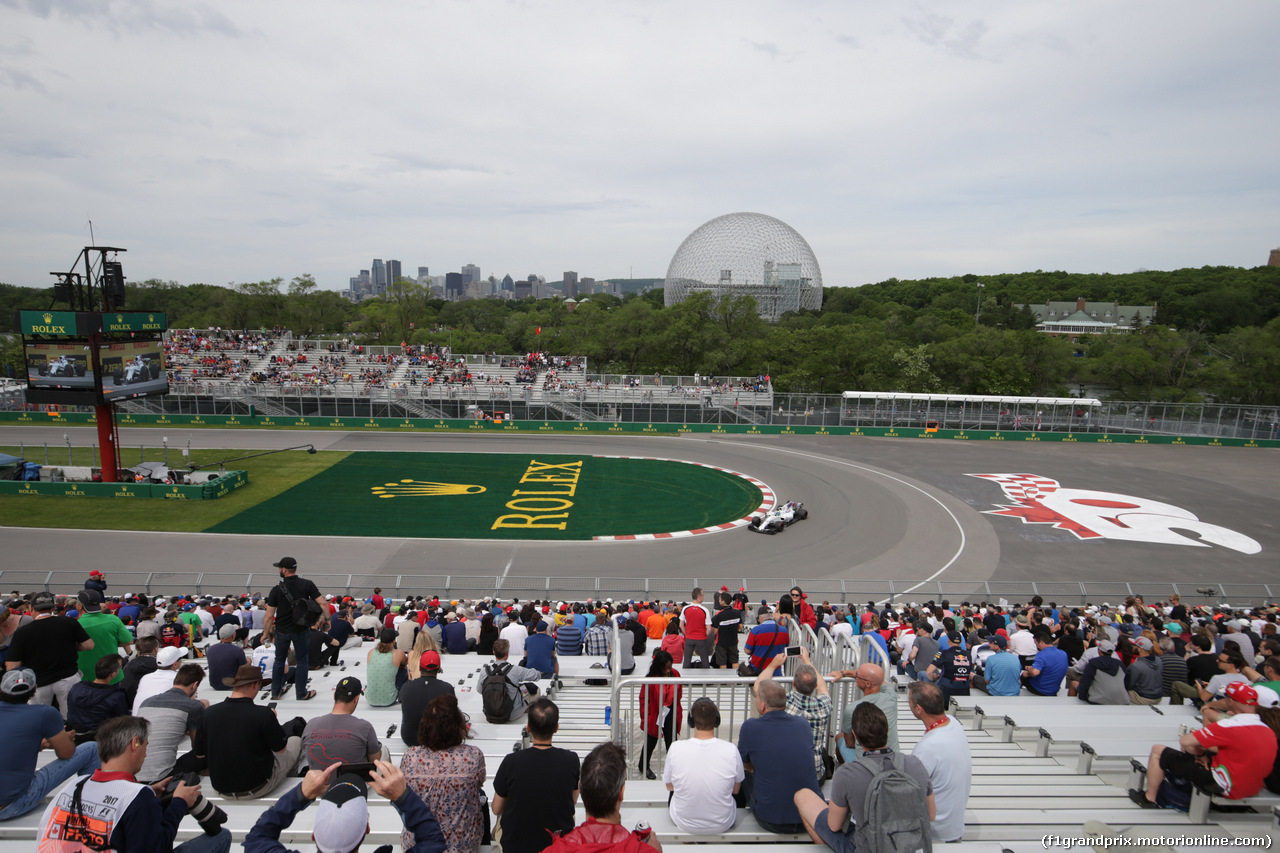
[1022,631,1068,696]
[524,621,558,677]
[737,677,822,833]
[972,635,1021,696]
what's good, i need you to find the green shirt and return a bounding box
[76,611,134,683]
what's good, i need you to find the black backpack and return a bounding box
[481,662,516,723]
[277,580,323,629]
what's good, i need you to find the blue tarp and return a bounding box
[0,453,24,467]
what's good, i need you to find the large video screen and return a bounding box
[25,341,96,390]
[99,340,169,402]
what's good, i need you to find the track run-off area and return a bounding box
[2,426,1277,593]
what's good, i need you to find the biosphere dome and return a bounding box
[664,212,823,322]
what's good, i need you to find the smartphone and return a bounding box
[786,645,801,657]
[268,702,278,711]
[341,762,377,779]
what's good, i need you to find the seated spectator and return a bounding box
[905,620,938,681]
[207,624,248,692]
[483,639,542,723]
[133,646,190,714]
[1021,630,1068,696]
[443,612,473,655]
[659,617,684,661]
[606,620,635,676]
[137,664,209,783]
[1156,637,1190,699]
[121,636,160,706]
[243,760,446,853]
[908,681,971,843]
[36,716,231,852]
[366,628,408,707]
[1132,682,1278,809]
[737,673,820,834]
[1193,647,1251,717]
[400,651,455,746]
[0,667,100,821]
[665,698,743,835]
[492,698,581,852]
[757,650,830,781]
[67,654,130,743]
[400,694,486,851]
[499,614,529,661]
[476,612,499,656]
[321,608,363,667]
[971,634,1020,695]
[829,663,898,763]
[353,603,381,639]
[524,620,558,678]
[303,676,387,771]
[583,613,610,656]
[1125,636,1163,706]
[794,703,935,852]
[556,616,584,656]
[74,590,134,683]
[195,665,302,799]
[926,630,972,701]
[1076,640,1129,705]
[542,742,662,853]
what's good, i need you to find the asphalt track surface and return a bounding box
[2,426,1277,592]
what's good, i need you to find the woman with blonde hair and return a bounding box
[407,626,443,679]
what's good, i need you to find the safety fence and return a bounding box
[1,571,1269,609]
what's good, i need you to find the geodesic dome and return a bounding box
[664,212,823,321]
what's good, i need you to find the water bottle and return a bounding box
[604,705,612,726]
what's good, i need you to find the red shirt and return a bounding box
[1193,713,1278,798]
[681,603,708,641]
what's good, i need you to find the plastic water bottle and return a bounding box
[604,705,612,726]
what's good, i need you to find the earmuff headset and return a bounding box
[687,696,721,731]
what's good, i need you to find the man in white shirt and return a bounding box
[131,646,187,715]
[499,617,529,662]
[664,698,743,834]
[908,681,971,843]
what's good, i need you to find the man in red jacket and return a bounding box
[544,742,661,852]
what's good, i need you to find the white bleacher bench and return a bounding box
[1128,758,1280,824]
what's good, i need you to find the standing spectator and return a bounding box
[303,677,387,770]
[1021,631,1069,696]
[908,682,971,843]
[829,663,898,763]
[66,654,130,743]
[366,628,408,708]
[711,591,742,670]
[680,588,712,669]
[584,613,611,656]
[757,651,831,781]
[737,674,821,834]
[638,650,681,780]
[542,742,662,853]
[36,716,230,852]
[525,620,558,678]
[491,698,581,853]
[607,621,635,676]
[133,646,190,714]
[74,590,134,683]
[4,590,94,719]
[263,556,323,702]
[195,665,303,799]
[207,624,248,692]
[741,606,789,677]
[0,667,100,821]
[400,694,486,853]
[401,651,456,746]
[664,698,743,835]
[84,570,108,596]
[794,703,935,853]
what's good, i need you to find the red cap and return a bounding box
[1225,681,1258,706]
[420,650,441,671]
[90,571,104,578]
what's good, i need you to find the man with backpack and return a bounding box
[794,703,935,853]
[482,639,542,723]
[262,556,325,702]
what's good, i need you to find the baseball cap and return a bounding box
[89,570,104,578]
[218,624,237,640]
[1133,637,1154,651]
[420,650,441,671]
[31,591,55,612]
[1225,681,1259,706]
[379,628,397,645]
[157,646,187,668]
[1098,640,1116,653]
[313,774,370,853]
[273,556,298,570]
[991,634,1008,649]
[76,589,103,612]
[1254,685,1279,709]
[1,667,37,697]
[334,677,364,702]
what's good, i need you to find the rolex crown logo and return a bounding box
[372,480,487,499]
[43,313,53,324]
[117,314,124,322]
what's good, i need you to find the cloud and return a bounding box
[1,0,243,38]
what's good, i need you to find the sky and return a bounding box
[2,0,1277,295]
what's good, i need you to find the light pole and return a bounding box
[975,283,985,326]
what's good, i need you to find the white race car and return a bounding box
[748,500,808,534]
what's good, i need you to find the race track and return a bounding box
[2,427,1276,594]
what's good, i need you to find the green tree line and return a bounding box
[3,265,1279,404]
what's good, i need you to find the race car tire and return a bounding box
[37,366,48,376]
[148,363,160,380]
[74,364,86,377]
[113,369,124,384]
[796,508,808,520]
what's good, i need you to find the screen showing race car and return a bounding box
[99,339,169,402]
[24,341,96,391]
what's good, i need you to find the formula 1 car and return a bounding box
[748,500,808,534]
[113,357,161,385]
[38,356,86,378]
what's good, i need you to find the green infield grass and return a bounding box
[207,451,763,540]
[0,445,349,532]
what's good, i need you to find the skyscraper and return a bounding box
[461,263,481,285]
[418,266,430,281]
[563,271,578,298]
[371,259,386,293]
[386,259,402,286]
[501,274,514,292]
[445,272,465,300]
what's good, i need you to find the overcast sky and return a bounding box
[2,0,1277,295]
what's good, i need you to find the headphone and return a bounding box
[687,696,721,731]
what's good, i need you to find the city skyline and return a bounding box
[1,2,1277,294]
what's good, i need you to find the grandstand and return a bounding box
[4,589,1279,851]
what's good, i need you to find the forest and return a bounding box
[3,265,1279,404]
